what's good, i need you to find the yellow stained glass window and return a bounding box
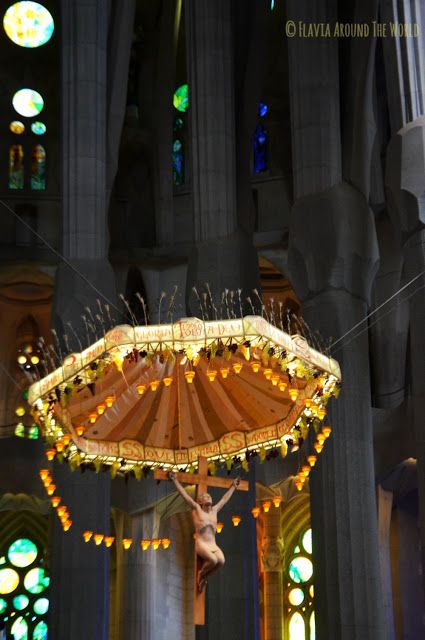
[0,568,20,594]
[10,120,25,134]
[3,2,54,48]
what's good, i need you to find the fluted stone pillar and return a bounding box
[260,508,284,640]
[185,0,260,301]
[386,117,425,598]
[53,0,118,338]
[288,185,385,640]
[48,467,111,639]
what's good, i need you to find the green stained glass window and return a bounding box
[8,539,38,568]
[13,594,29,610]
[23,568,49,594]
[15,423,25,438]
[289,557,313,584]
[3,2,54,48]
[31,144,46,190]
[12,89,44,118]
[173,84,189,112]
[11,615,28,640]
[33,597,48,615]
[31,121,46,135]
[28,425,39,439]
[0,597,7,613]
[0,568,19,594]
[289,612,305,640]
[32,619,47,639]
[302,529,312,554]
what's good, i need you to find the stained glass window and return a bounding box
[253,123,268,173]
[3,2,54,48]
[9,144,24,189]
[13,89,44,118]
[10,120,25,134]
[173,139,184,186]
[173,84,189,112]
[31,121,46,135]
[285,528,315,640]
[31,144,46,190]
[0,537,49,638]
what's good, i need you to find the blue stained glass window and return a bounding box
[259,102,268,118]
[253,123,268,173]
[172,139,184,186]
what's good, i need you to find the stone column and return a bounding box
[48,467,111,639]
[386,117,425,597]
[287,3,385,636]
[260,508,284,640]
[53,0,118,339]
[185,0,260,301]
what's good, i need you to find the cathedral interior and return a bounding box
[0,0,425,639]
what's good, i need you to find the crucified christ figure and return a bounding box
[169,471,241,592]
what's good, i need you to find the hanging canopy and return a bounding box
[28,316,341,471]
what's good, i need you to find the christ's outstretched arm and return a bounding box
[213,477,240,512]
[169,471,199,509]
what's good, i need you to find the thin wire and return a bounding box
[330,268,425,349]
[0,198,125,319]
[333,280,425,356]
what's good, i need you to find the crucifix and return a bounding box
[155,456,249,625]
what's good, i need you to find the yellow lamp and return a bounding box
[263,368,272,380]
[311,404,319,415]
[304,398,313,408]
[295,479,303,491]
[318,408,326,420]
[104,536,115,548]
[83,531,93,542]
[220,367,230,379]
[30,355,40,365]
[105,395,115,407]
[272,496,282,508]
[301,465,311,476]
[262,501,271,513]
[317,434,325,445]
[251,507,260,518]
[289,388,299,402]
[62,434,71,446]
[163,377,173,387]
[232,363,243,374]
[97,404,106,415]
[63,520,72,532]
[232,515,241,527]
[94,534,104,546]
[161,538,171,549]
[279,381,287,392]
[314,442,324,454]
[75,425,85,436]
[149,380,160,391]
[207,370,217,382]
[152,539,161,550]
[141,539,151,551]
[216,522,224,533]
[135,384,146,395]
[122,538,133,550]
[51,496,61,508]
[184,371,195,384]
[46,484,56,496]
[57,506,67,517]
[307,455,317,467]
[271,375,280,386]
[251,362,261,373]
[322,426,332,438]
[89,413,97,424]
[55,441,64,453]
[39,469,50,481]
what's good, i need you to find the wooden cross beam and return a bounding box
[155,456,249,625]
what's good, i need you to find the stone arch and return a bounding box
[258,255,300,316]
